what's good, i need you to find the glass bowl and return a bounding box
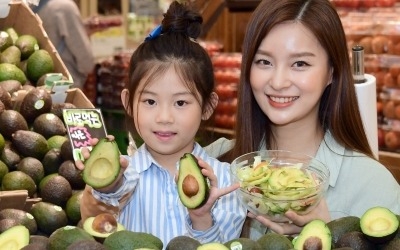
[230,150,330,222]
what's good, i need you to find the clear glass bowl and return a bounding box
[230,150,330,222]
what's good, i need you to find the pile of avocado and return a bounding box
[0,27,55,88]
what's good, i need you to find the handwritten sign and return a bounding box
[62,109,107,161]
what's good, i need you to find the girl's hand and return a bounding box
[247,199,330,235]
[187,158,239,230]
[74,135,129,193]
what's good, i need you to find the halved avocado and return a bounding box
[0,225,30,250]
[360,206,399,244]
[82,137,121,189]
[293,219,332,250]
[177,153,209,209]
[83,213,125,242]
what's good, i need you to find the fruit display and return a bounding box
[230,150,330,222]
[212,52,241,129]
[0,203,398,249]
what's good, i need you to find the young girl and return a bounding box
[211,0,400,238]
[75,1,246,247]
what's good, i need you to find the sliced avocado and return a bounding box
[82,137,121,189]
[103,230,163,250]
[256,232,293,249]
[293,219,331,250]
[0,225,29,250]
[327,215,361,247]
[225,237,262,250]
[82,214,125,242]
[177,153,209,209]
[47,225,95,250]
[360,206,399,244]
[166,235,201,250]
[198,242,229,250]
[336,231,375,250]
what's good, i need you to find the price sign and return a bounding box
[62,108,107,161]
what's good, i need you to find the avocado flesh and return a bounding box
[177,153,209,209]
[0,225,30,250]
[360,206,399,244]
[82,138,120,189]
[293,219,332,250]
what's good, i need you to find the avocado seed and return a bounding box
[304,236,322,250]
[91,213,118,233]
[182,175,199,197]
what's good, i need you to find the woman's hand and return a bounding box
[187,158,239,230]
[74,135,129,193]
[248,199,330,235]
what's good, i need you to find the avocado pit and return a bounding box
[182,175,199,197]
[304,236,323,250]
[92,213,117,234]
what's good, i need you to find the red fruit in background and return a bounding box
[378,128,385,148]
[375,0,395,7]
[385,131,400,150]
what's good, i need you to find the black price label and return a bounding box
[62,108,107,161]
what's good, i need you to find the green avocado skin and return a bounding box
[177,153,209,209]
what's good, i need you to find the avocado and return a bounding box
[103,230,163,250]
[327,215,361,247]
[360,206,399,244]
[15,35,38,60]
[0,208,37,235]
[65,191,83,225]
[336,231,375,250]
[19,87,52,123]
[0,31,13,51]
[0,141,21,171]
[60,139,74,161]
[5,27,19,45]
[51,102,76,118]
[0,160,8,185]
[17,157,45,185]
[30,201,68,236]
[257,232,293,249]
[0,109,28,139]
[0,225,29,250]
[0,219,20,233]
[82,213,125,242]
[0,80,22,96]
[47,135,68,150]
[225,237,262,250]
[379,238,400,250]
[0,85,12,109]
[42,148,63,175]
[11,130,49,160]
[39,173,72,207]
[59,160,85,190]
[32,113,67,139]
[0,45,21,65]
[47,225,95,250]
[166,235,201,250]
[1,171,37,197]
[26,49,54,83]
[29,235,49,249]
[82,137,121,189]
[197,242,229,250]
[293,219,331,250]
[177,153,209,209]
[0,63,27,83]
[66,239,107,250]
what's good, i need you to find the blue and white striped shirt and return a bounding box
[92,142,247,248]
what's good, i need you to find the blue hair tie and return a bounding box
[145,25,162,41]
